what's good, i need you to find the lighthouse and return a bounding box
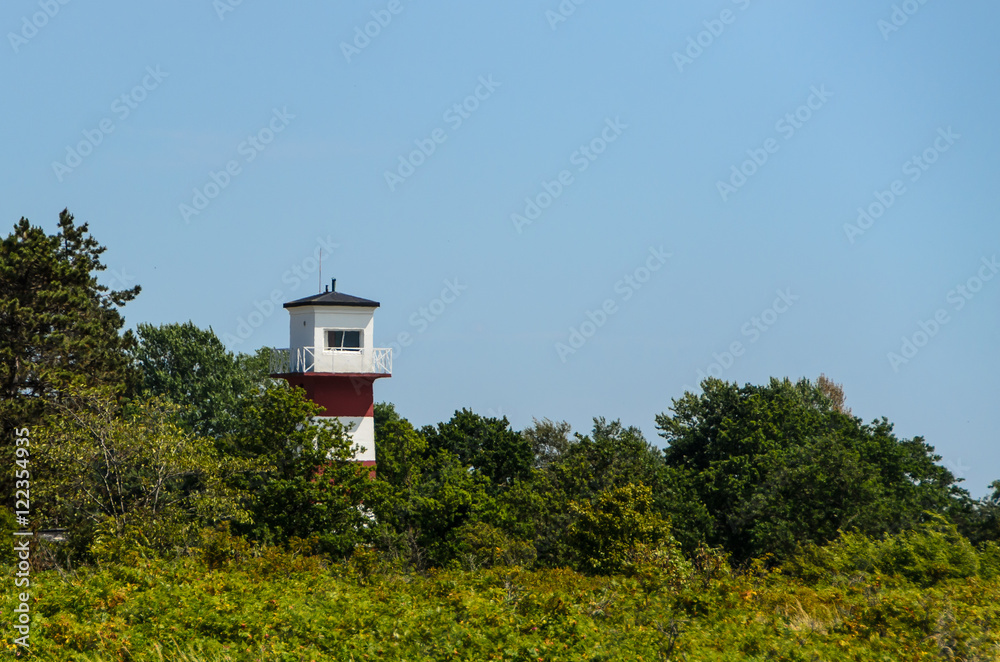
[269,279,391,467]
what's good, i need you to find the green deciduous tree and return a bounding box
[979,481,1000,542]
[32,387,249,560]
[493,418,711,567]
[422,408,532,493]
[656,377,963,562]
[951,479,1000,545]
[131,322,271,439]
[567,482,675,575]
[228,383,376,558]
[523,417,572,469]
[372,403,492,567]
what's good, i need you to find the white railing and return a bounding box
[370,347,392,374]
[270,347,392,375]
[269,347,291,374]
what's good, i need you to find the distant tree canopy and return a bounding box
[227,383,376,557]
[368,379,1000,571]
[0,210,139,435]
[372,403,491,568]
[2,215,997,573]
[523,418,572,469]
[32,387,250,559]
[421,408,533,493]
[656,377,964,561]
[0,211,139,501]
[131,321,271,439]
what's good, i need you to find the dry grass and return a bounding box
[782,597,841,634]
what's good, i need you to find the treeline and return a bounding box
[3,211,1000,575]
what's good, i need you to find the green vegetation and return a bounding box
[32,388,251,562]
[4,211,1000,659]
[5,531,1000,661]
[130,321,270,439]
[0,211,139,499]
[657,378,964,562]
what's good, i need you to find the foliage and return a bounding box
[501,417,711,567]
[422,408,533,493]
[952,479,1000,546]
[374,447,490,568]
[522,417,572,469]
[657,377,964,562]
[131,322,271,439]
[567,482,675,575]
[31,387,250,560]
[556,418,664,497]
[228,382,376,558]
[0,210,139,497]
[9,533,1000,662]
[370,404,494,568]
[518,418,664,567]
[372,402,428,488]
[197,522,255,570]
[0,507,15,565]
[454,521,537,570]
[980,541,1000,580]
[785,514,982,587]
[816,372,850,415]
[129,323,371,554]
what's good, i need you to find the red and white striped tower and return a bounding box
[270,279,391,469]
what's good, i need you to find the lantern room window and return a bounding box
[326,329,362,351]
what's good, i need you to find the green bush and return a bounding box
[884,515,979,584]
[567,482,676,575]
[0,508,16,565]
[979,540,1000,580]
[16,549,1000,662]
[89,517,160,566]
[198,523,252,570]
[785,514,980,586]
[454,521,537,570]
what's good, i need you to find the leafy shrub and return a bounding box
[15,547,1000,662]
[34,390,251,564]
[341,544,385,585]
[625,541,693,589]
[454,521,537,570]
[883,515,979,584]
[978,540,1000,580]
[0,508,16,565]
[785,514,980,586]
[89,517,159,566]
[198,523,253,570]
[567,482,675,575]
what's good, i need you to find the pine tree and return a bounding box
[0,210,139,495]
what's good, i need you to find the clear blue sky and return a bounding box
[3,1,997,495]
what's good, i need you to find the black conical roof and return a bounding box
[283,290,380,309]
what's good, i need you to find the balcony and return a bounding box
[269,346,392,375]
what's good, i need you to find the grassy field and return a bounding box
[5,544,1000,661]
